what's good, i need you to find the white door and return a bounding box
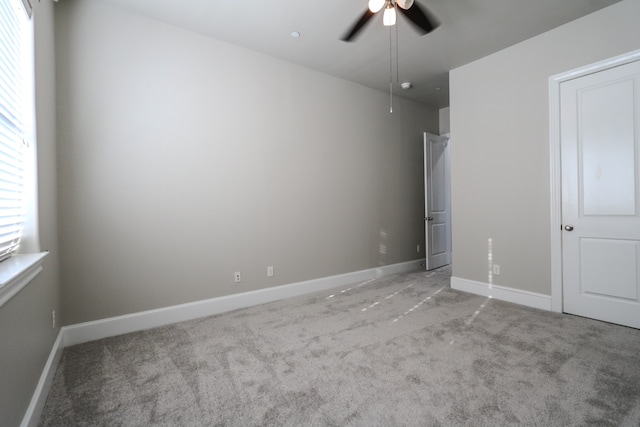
[424,133,451,270]
[561,59,640,329]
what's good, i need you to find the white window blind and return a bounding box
[0,0,31,262]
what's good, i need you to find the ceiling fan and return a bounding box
[341,0,439,42]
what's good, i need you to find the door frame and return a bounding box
[548,49,640,313]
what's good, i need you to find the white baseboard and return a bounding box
[63,259,424,347]
[22,259,423,426]
[21,330,65,427]
[450,276,552,311]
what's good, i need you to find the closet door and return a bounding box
[561,59,640,329]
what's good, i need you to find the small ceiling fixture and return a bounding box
[401,82,412,90]
[291,31,301,38]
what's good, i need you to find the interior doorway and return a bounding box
[423,132,451,270]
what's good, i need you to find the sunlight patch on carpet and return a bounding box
[326,278,376,299]
[392,285,447,323]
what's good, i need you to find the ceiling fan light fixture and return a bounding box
[383,4,396,26]
[368,0,385,13]
[396,0,414,10]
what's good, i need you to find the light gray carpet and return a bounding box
[39,267,640,426]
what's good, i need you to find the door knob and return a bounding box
[564,225,574,231]
[426,217,434,221]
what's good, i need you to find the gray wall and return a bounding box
[439,107,450,135]
[0,0,61,425]
[449,0,640,295]
[55,0,438,325]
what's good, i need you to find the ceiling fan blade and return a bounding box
[398,2,439,35]
[341,9,375,42]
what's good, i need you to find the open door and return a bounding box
[424,133,451,270]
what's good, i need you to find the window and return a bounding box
[0,0,33,262]
[0,0,46,307]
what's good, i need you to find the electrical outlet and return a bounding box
[234,272,241,283]
[267,266,274,277]
[52,310,56,330]
[492,264,501,275]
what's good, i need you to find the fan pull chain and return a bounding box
[395,19,400,82]
[389,24,393,113]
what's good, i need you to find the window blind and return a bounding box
[0,0,30,262]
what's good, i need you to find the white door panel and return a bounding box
[580,238,639,300]
[580,78,637,216]
[561,59,640,329]
[424,133,451,270]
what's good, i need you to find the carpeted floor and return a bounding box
[39,267,640,426]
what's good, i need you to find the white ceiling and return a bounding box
[95,0,620,109]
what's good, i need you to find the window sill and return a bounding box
[0,252,49,308]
